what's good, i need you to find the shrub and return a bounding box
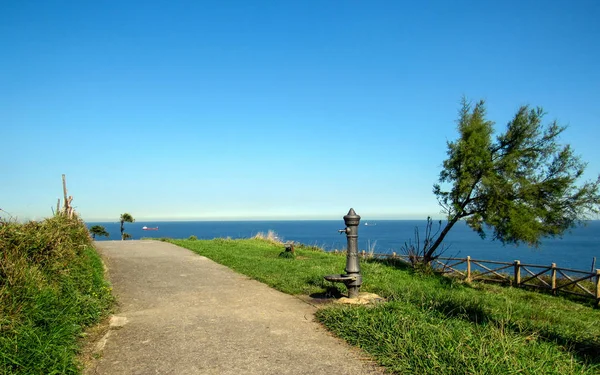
[0,215,113,374]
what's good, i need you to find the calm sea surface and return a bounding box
[87,220,600,271]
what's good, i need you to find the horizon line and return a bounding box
[83,218,447,223]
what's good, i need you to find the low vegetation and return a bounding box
[0,215,113,374]
[89,224,109,239]
[172,238,600,375]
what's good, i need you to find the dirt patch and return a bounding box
[77,315,113,374]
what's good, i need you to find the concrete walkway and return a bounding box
[87,240,384,375]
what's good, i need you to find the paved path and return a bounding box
[87,240,384,375]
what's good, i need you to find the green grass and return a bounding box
[0,215,114,375]
[172,238,600,375]
[172,238,346,295]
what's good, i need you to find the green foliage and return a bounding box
[278,250,296,259]
[119,212,134,240]
[188,235,198,241]
[428,99,600,260]
[119,213,134,223]
[172,238,600,374]
[89,225,109,239]
[0,215,114,374]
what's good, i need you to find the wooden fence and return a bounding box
[360,251,600,305]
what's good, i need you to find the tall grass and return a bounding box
[317,302,592,374]
[0,215,113,375]
[253,229,282,243]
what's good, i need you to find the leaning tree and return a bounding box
[90,225,109,239]
[422,99,600,264]
[120,213,135,240]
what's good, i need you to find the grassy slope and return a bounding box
[172,238,600,375]
[0,216,114,375]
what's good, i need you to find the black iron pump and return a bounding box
[324,208,362,298]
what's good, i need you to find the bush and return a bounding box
[0,215,114,374]
[278,250,296,259]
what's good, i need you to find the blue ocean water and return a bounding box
[87,220,600,271]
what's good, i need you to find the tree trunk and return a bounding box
[424,215,461,263]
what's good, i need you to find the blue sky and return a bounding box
[1,0,599,221]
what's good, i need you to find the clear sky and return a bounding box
[1,0,599,221]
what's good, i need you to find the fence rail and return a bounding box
[359,251,600,305]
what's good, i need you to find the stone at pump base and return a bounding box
[335,292,385,305]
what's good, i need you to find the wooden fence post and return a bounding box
[466,256,471,282]
[62,174,68,214]
[514,260,521,286]
[595,269,600,307]
[551,263,557,295]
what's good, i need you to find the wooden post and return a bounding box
[67,196,74,219]
[62,174,68,213]
[514,260,521,286]
[56,199,60,216]
[466,256,472,282]
[551,263,557,295]
[595,269,600,307]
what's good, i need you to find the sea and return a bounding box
[87,220,600,272]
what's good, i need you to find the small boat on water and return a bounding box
[364,222,377,226]
[142,226,159,231]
